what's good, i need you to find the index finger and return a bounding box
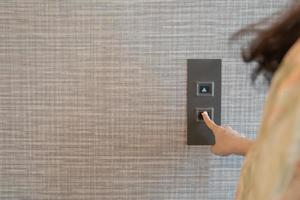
[201,111,219,132]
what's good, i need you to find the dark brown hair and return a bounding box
[232,2,300,83]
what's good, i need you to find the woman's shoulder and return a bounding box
[283,37,300,66]
[257,37,300,138]
[272,38,300,95]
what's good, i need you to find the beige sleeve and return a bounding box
[280,162,300,200]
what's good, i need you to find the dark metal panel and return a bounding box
[187,59,222,145]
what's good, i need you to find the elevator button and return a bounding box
[195,107,214,122]
[196,82,214,96]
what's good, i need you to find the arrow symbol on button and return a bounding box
[201,88,207,93]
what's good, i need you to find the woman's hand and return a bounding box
[201,111,254,156]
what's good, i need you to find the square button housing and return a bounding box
[195,107,214,122]
[196,81,214,96]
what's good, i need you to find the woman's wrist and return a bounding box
[233,137,255,156]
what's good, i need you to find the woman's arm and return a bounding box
[232,137,254,156]
[201,111,255,156]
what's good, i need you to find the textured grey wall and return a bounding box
[0,0,287,199]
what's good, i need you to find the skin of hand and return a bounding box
[201,111,254,156]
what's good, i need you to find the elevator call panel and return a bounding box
[187,59,221,145]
